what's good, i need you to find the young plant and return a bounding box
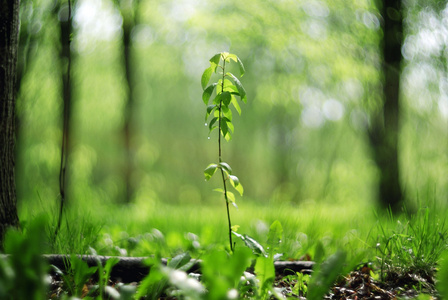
[235,220,285,299]
[201,52,247,252]
[53,255,98,297]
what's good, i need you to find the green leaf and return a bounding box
[237,57,245,77]
[233,232,267,257]
[210,53,221,67]
[205,105,216,122]
[224,133,232,141]
[226,53,238,62]
[70,255,98,296]
[201,53,221,90]
[208,117,218,132]
[213,188,225,194]
[227,72,247,103]
[226,119,234,133]
[314,240,326,264]
[255,256,275,298]
[202,83,217,105]
[218,79,234,94]
[244,235,266,257]
[212,93,222,105]
[201,248,252,299]
[168,252,191,270]
[229,175,244,196]
[231,96,242,115]
[204,163,218,180]
[437,250,448,298]
[267,221,283,252]
[221,91,232,106]
[221,118,229,139]
[226,191,235,203]
[235,183,244,196]
[228,175,239,186]
[222,105,232,121]
[201,67,213,90]
[219,162,232,173]
[224,80,235,93]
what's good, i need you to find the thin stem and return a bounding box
[218,58,233,252]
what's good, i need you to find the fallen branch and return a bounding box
[43,255,314,282]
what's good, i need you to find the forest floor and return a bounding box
[47,261,437,299]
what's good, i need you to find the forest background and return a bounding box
[10,0,448,244]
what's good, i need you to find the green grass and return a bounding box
[20,197,376,258]
[18,195,448,274]
[373,204,448,282]
[14,195,448,298]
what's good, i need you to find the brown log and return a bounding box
[40,255,314,283]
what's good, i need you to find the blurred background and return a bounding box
[15,0,448,217]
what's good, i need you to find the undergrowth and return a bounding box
[3,201,448,299]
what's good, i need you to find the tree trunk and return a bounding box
[120,0,139,203]
[369,0,403,212]
[55,2,73,236]
[122,12,134,203]
[0,0,21,243]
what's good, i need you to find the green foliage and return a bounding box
[266,220,283,253]
[0,217,49,300]
[53,255,98,297]
[307,250,347,300]
[436,250,448,299]
[202,52,247,251]
[254,256,276,299]
[374,206,448,281]
[136,252,194,299]
[201,247,253,300]
[134,257,166,299]
[94,250,120,299]
[51,212,102,255]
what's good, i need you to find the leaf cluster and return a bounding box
[201,52,246,141]
[204,162,244,207]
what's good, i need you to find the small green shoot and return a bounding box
[53,255,98,297]
[201,52,247,252]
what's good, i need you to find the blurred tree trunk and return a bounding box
[368,0,403,212]
[55,1,73,234]
[15,1,39,202]
[15,1,37,96]
[0,0,21,243]
[120,0,139,203]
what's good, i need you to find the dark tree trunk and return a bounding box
[369,0,403,212]
[55,2,73,235]
[123,16,134,203]
[121,1,138,203]
[0,0,21,243]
